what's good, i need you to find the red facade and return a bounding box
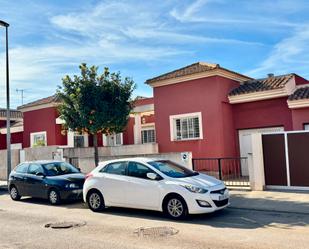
[154,76,239,158]
[23,107,67,148]
[3,63,308,161]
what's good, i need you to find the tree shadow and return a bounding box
[8,193,309,231]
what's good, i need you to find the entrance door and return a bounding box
[239,127,284,176]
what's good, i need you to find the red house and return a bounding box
[17,95,155,148]
[0,108,23,150]
[4,61,309,175]
[145,62,309,166]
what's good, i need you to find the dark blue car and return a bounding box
[8,160,85,205]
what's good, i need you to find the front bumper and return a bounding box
[60,189,83,200]
[185,187,230,214]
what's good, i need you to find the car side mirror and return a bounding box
[147,172,160,180]
[36,172,45,177]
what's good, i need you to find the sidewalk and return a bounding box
[230,190,309,214]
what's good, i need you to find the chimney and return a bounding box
[267,73,274,78]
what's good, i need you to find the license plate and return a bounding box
[218,194,228,201]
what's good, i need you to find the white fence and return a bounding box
[0,143,192,179]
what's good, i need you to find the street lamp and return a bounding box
[0,20,11,184]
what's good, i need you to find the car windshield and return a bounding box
[42,162,79,176]
[148,160,199,178]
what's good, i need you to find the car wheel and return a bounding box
[48,189,61,205]
[10,186,21,201]
[87,190,105,212]
[164,195,188,220]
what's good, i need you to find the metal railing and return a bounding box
[192,157,250,187]
[68,157,79,168]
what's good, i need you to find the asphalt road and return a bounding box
[0,190,308,249]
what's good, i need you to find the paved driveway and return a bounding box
[0,191,308,249]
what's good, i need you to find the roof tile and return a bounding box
[146,62,250,84]
[0,108,23,119]
[288,86,309,101]
[18,94,59,110]
[229,74,294,96]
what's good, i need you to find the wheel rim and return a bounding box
[89,193,101,209]
[11,187,17,199]
[167,198,184,217]
[49,191,58,203]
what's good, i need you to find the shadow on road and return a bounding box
[11,193,309,230]
[0,189,8,196]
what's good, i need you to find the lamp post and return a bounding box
[0,20,11,184]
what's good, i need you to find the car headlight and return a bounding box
[182,184,208,194]
[65,183,79,189]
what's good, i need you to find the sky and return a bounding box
[1,0,309,108]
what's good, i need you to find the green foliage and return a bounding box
[57,63,136,136]
[33,140,46,147]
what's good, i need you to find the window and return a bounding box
[127,162,156,179]
[15,163,29,173]
[169,112,203,141]
[30,131,47,147]
[148,160,198,178]
[103,133,123,146]
[42,162,79,176]
[74,135,85,147]
[67,130,88,148]
[304,124,309,130]
[141,129,155,144]
[28,164,44,175]
[101,162,127,175]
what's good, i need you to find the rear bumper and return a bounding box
[59,189,83,200]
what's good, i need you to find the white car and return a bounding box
[83,158,229,219]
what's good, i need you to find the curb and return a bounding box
[0,185,8,191]
[228,206,309,215]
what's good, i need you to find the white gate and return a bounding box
[239,126,284,176]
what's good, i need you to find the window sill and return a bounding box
[172,137,203,142]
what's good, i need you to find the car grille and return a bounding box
[210,188,226,195]
[213,199,229,207]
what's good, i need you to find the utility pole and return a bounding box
[16,89,25,105]
[0,20,11,184]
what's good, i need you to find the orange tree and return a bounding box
[57,63,135,166]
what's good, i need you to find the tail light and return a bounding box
[85,173,93,181]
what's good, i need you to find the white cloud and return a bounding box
[248,26,309,77]
[2,0,309,109]
[170,0,302,28]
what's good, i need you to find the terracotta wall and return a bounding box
[23,107,67,148]
[154,76,239,158]
[291,108,309,130]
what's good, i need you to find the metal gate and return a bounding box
[192,157,250,187]
[262,131,309,190]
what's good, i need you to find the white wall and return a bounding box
[248,133,266,190]
[71,152,193,174]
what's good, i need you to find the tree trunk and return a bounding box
[93,134,99,167]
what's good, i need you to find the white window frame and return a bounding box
[103,133,123,147]
[169,112,203,141]
[141,125,156,144]
[67,130,89,148]
[30,131,47,147]
[304,124,309,130]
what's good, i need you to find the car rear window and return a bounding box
[100,162,127,175]
[15,163,29,173]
